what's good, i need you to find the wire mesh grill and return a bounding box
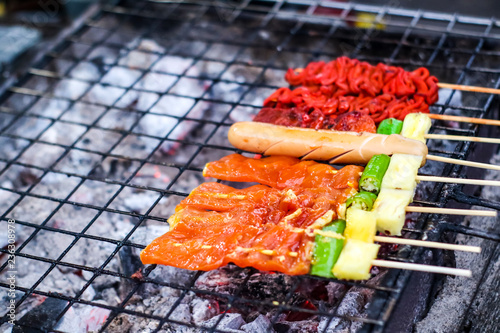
[0,1,499,332]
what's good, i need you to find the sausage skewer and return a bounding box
[228,121,500,171]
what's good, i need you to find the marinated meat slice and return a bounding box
[177,183,275,212]
[203,154,363,191]
[141,155,362,275]
[141,206,253,271]
[141,187,345,275]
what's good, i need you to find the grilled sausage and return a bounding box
[228,122,428,166]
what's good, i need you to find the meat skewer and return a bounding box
[256,57,499,144]
[228,121,500,171]
[204,154,496,236]
[141,155,476,279]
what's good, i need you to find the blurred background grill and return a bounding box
[0,1,499,332]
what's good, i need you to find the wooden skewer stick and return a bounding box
[427,113,500,126]
[405,206,497,217]
[314,229,481,253]
[427,154,500,172]
[263,224,482,253]
[374,236,481,253]
[425,133,500,144]
[372,259,472,277]
[416,175,500,187]
[437,82,500,95]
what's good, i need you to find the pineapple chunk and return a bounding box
[372,188,414,236]
[332,239,380,280]
[401,113,432,144]
[381,154,423,191]
[344,208,376,243]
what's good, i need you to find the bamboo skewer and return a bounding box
[427,113,500,126]
[255,250,473,276]
[405,206,497,217]
[252,224,484,253]
[276,226,482,253]
[374,236,481,253]
[425,133,500,144]
[372,259,472,277]
[416,175,500,187]
[437,82,500,95]
[426,154,500,171]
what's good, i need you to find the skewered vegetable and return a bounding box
[332,239,380,280]
[344,208,377,243]
[377,118,404,134]
[310,219,346,278]
[345,191,377,211]
[401,112,432,143]
[381,154,423,191]
[359,154,391,194]
[372,188,414,236]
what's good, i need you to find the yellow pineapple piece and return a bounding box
[372,188,414,236]
[381,154,422,191]
[344,208,376,243]
[401,113,432,144]
[332,239,380,280]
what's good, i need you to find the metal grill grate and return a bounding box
[0,1,499,332]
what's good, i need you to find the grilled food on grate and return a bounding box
[141,154,362,276]
[255,56,439,129]
[141,154,478,280]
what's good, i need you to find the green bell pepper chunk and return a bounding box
[359,154,391,195]
[345,191,378,211]
[310,219,346,278]
[377,118,404,135]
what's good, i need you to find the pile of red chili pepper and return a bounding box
[254,57,439,132]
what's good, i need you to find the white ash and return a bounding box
[28,97,71,118]
[54,302,111,333]
[201,313,246,332]
[0,28,406,333]
[241,314,273,333]
[319,272,387,333]
[69,61,101,82]
[191,298,219,325]
[53,79,91,101]
[415,153,500,333]
[153,55,194,75]
[273,318,319,333]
